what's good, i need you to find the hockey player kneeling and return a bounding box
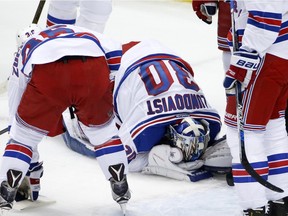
[141,118,232,182]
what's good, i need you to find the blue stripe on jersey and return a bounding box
[274,21,288,43]
[95,144,124,157]
[248,19,280,32]
[233,161,268,169]
[233,175,267,183]
[232,161,269,183]
[106,50,122,59]
[4,151,32,164]
[47,14,76,25]
[269,167,288,175]
[106,50,122,71]
[268,153,288,161]
[248,10,282,32]
[250,10,282,20]
[268,153,288,175]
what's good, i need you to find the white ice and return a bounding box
[0,1,242,215]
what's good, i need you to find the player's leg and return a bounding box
[225,53,288,214]
[0,59,76,209]
[47,0,79,26]
[264,118,288,215]
[69,56,131,205]
[0,106,46,208]
[76,0,112,33]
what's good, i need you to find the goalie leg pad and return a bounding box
[142,145,210,182]
[142,166,191,181]
[145,145,190,174]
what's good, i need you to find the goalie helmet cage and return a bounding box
[230,0,283,193]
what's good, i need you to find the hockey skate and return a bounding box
[269,197,288,216]
[108,163,131,215]
[0,169,22,210]
[243,205,271,216]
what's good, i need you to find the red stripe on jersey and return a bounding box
[131,116,175,138]
[249,14,281,26]
[5,144,33,158]
[30,178,40,184]
[279,27,288,36]
[107,56,121,65]
[94,138,122,150]
[233,167,269,176]
[46,20,55,27]
[269,160,288,168]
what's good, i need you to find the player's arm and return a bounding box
[241,2,282,57]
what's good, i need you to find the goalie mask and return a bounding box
[169,117,210,162]
[16,24,42,48]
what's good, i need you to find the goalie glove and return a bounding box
[142,145,212,182]
[192,0,218,24]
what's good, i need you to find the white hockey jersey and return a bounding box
[8,24,122,127]
[230,0,288,59]
[113,39,222,154]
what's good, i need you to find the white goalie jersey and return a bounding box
[113,39,222,155]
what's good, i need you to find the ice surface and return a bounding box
[0,1,242,215]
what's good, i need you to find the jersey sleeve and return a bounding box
[240,1,283,56]
[8,50,28,127]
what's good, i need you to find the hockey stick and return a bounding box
[0,127,8,136]
[230,0,283,193]
[229,0,238,52]
[32,0,46,24]
[235,83,283,193]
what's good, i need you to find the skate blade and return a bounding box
[120,203,127,216]
[0,208,9,216]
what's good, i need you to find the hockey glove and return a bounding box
[192,0,218,24]
[27,162,44,201]
[15,162,43,202]
[223,49,260,93]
